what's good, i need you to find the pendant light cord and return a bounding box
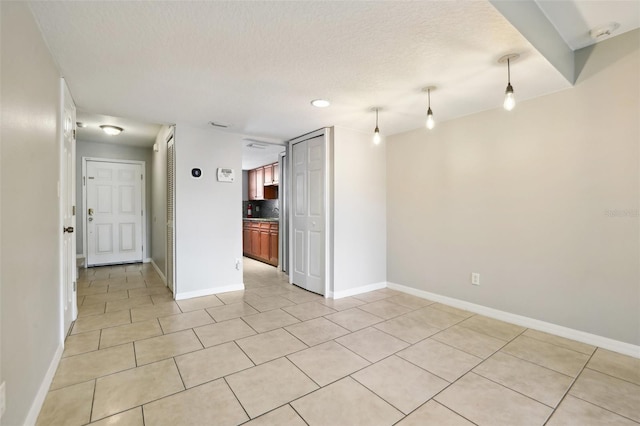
[507,58,511,85]
[375,108,379,127]
[428,89,431,108]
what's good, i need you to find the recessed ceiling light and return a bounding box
[76,121,87,128]
[590,22,620,40]
[99,125,123,136]
[311,99,330,108]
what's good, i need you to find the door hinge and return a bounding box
[83,176,86,186]
[73,129,76,139]
[73,281,76,291]
[72,205,76,216]
[141,209,143,216]
[141,174,143,181]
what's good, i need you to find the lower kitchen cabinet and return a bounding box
[243,220,278,266]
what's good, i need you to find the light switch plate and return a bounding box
[471,273,480,286]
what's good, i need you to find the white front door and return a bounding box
[86,161,143,266]
[291,135,325,295]
[61,80,77,335]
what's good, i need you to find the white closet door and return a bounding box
[291,135,325,295]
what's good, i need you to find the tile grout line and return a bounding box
[542,348,597,425]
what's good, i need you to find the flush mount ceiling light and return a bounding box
[590,22,620,40]
[372,107,382,145]
[499,53,519,111]
[247,143,267,149]
[311,99,330,108]
[99,125,123,136]
[422,86,437,130]
[76,121,87,128]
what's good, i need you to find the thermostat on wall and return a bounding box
[217,168,235,182]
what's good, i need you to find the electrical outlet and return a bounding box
[471,273,480,286]
[1,381,6,419]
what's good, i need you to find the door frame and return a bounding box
[287,128,333,297]
[58,78,77,339]
[81,157,147,265]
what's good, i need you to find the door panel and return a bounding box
[291,135,325,295]
[87,161,143,265]
[61,80,77,336]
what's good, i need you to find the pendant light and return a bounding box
[423,86,437,130]
[372,107,381,145]
[499,53,519,111]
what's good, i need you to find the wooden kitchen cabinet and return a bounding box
[242,220,278,266]
[247,162,279,200]
[263,164,273,185]
[248,169,257,200]
[269,223,278,265]
[255,167,264,200]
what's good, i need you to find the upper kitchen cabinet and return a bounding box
[272,162,279,185]
[247,163,278,200]
[264,163,274,185]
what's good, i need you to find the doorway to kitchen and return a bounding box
[241,139,287,288]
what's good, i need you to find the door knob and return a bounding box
[63,226,74,233]
[88,217,93,222]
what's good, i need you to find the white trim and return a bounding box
[387,282,640,359]
[331,281,387,299]
[143,257,152,263]
[82,157,147,265]
[150,259,167,284]
[175,283,245,301]
[24,343,64,426]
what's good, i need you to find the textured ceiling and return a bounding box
[30,1,574,141]
[76,111,161,147]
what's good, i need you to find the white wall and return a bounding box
[387,30,639,346]
[76,140,154,259]
[332,126,387,296]
[174,125,244,298]
[151,126,171,278]
[1,3,64,424]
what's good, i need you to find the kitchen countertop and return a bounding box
[243,218,279,222]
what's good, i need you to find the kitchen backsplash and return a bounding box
[242,199,280,218]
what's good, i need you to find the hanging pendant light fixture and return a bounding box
[372,107,381,145]
[422,86,437,130]
[499,53,519,111]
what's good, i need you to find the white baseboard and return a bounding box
[143,258,152,263]
[150,259,167,284]
[175,283,245,301]
[24,343,64,426]
[387,282,640,359]
[330,281,387,300]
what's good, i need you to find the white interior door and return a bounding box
[291,135,325,294]
[86,161,143,266]
[61,80,77,335]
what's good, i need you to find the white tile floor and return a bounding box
[36,257,640,425]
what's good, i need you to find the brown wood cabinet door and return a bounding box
[272,162,279,185]
[250,228,260,257]
[259,230,270,260]
[263,164,273,185]
[248,169,257,200]
[243,226,251,255]
[269,228,278,265]
[256,167,264,200]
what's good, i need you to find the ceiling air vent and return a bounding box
[209,121,230,128]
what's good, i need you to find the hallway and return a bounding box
[36,259,639,425]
